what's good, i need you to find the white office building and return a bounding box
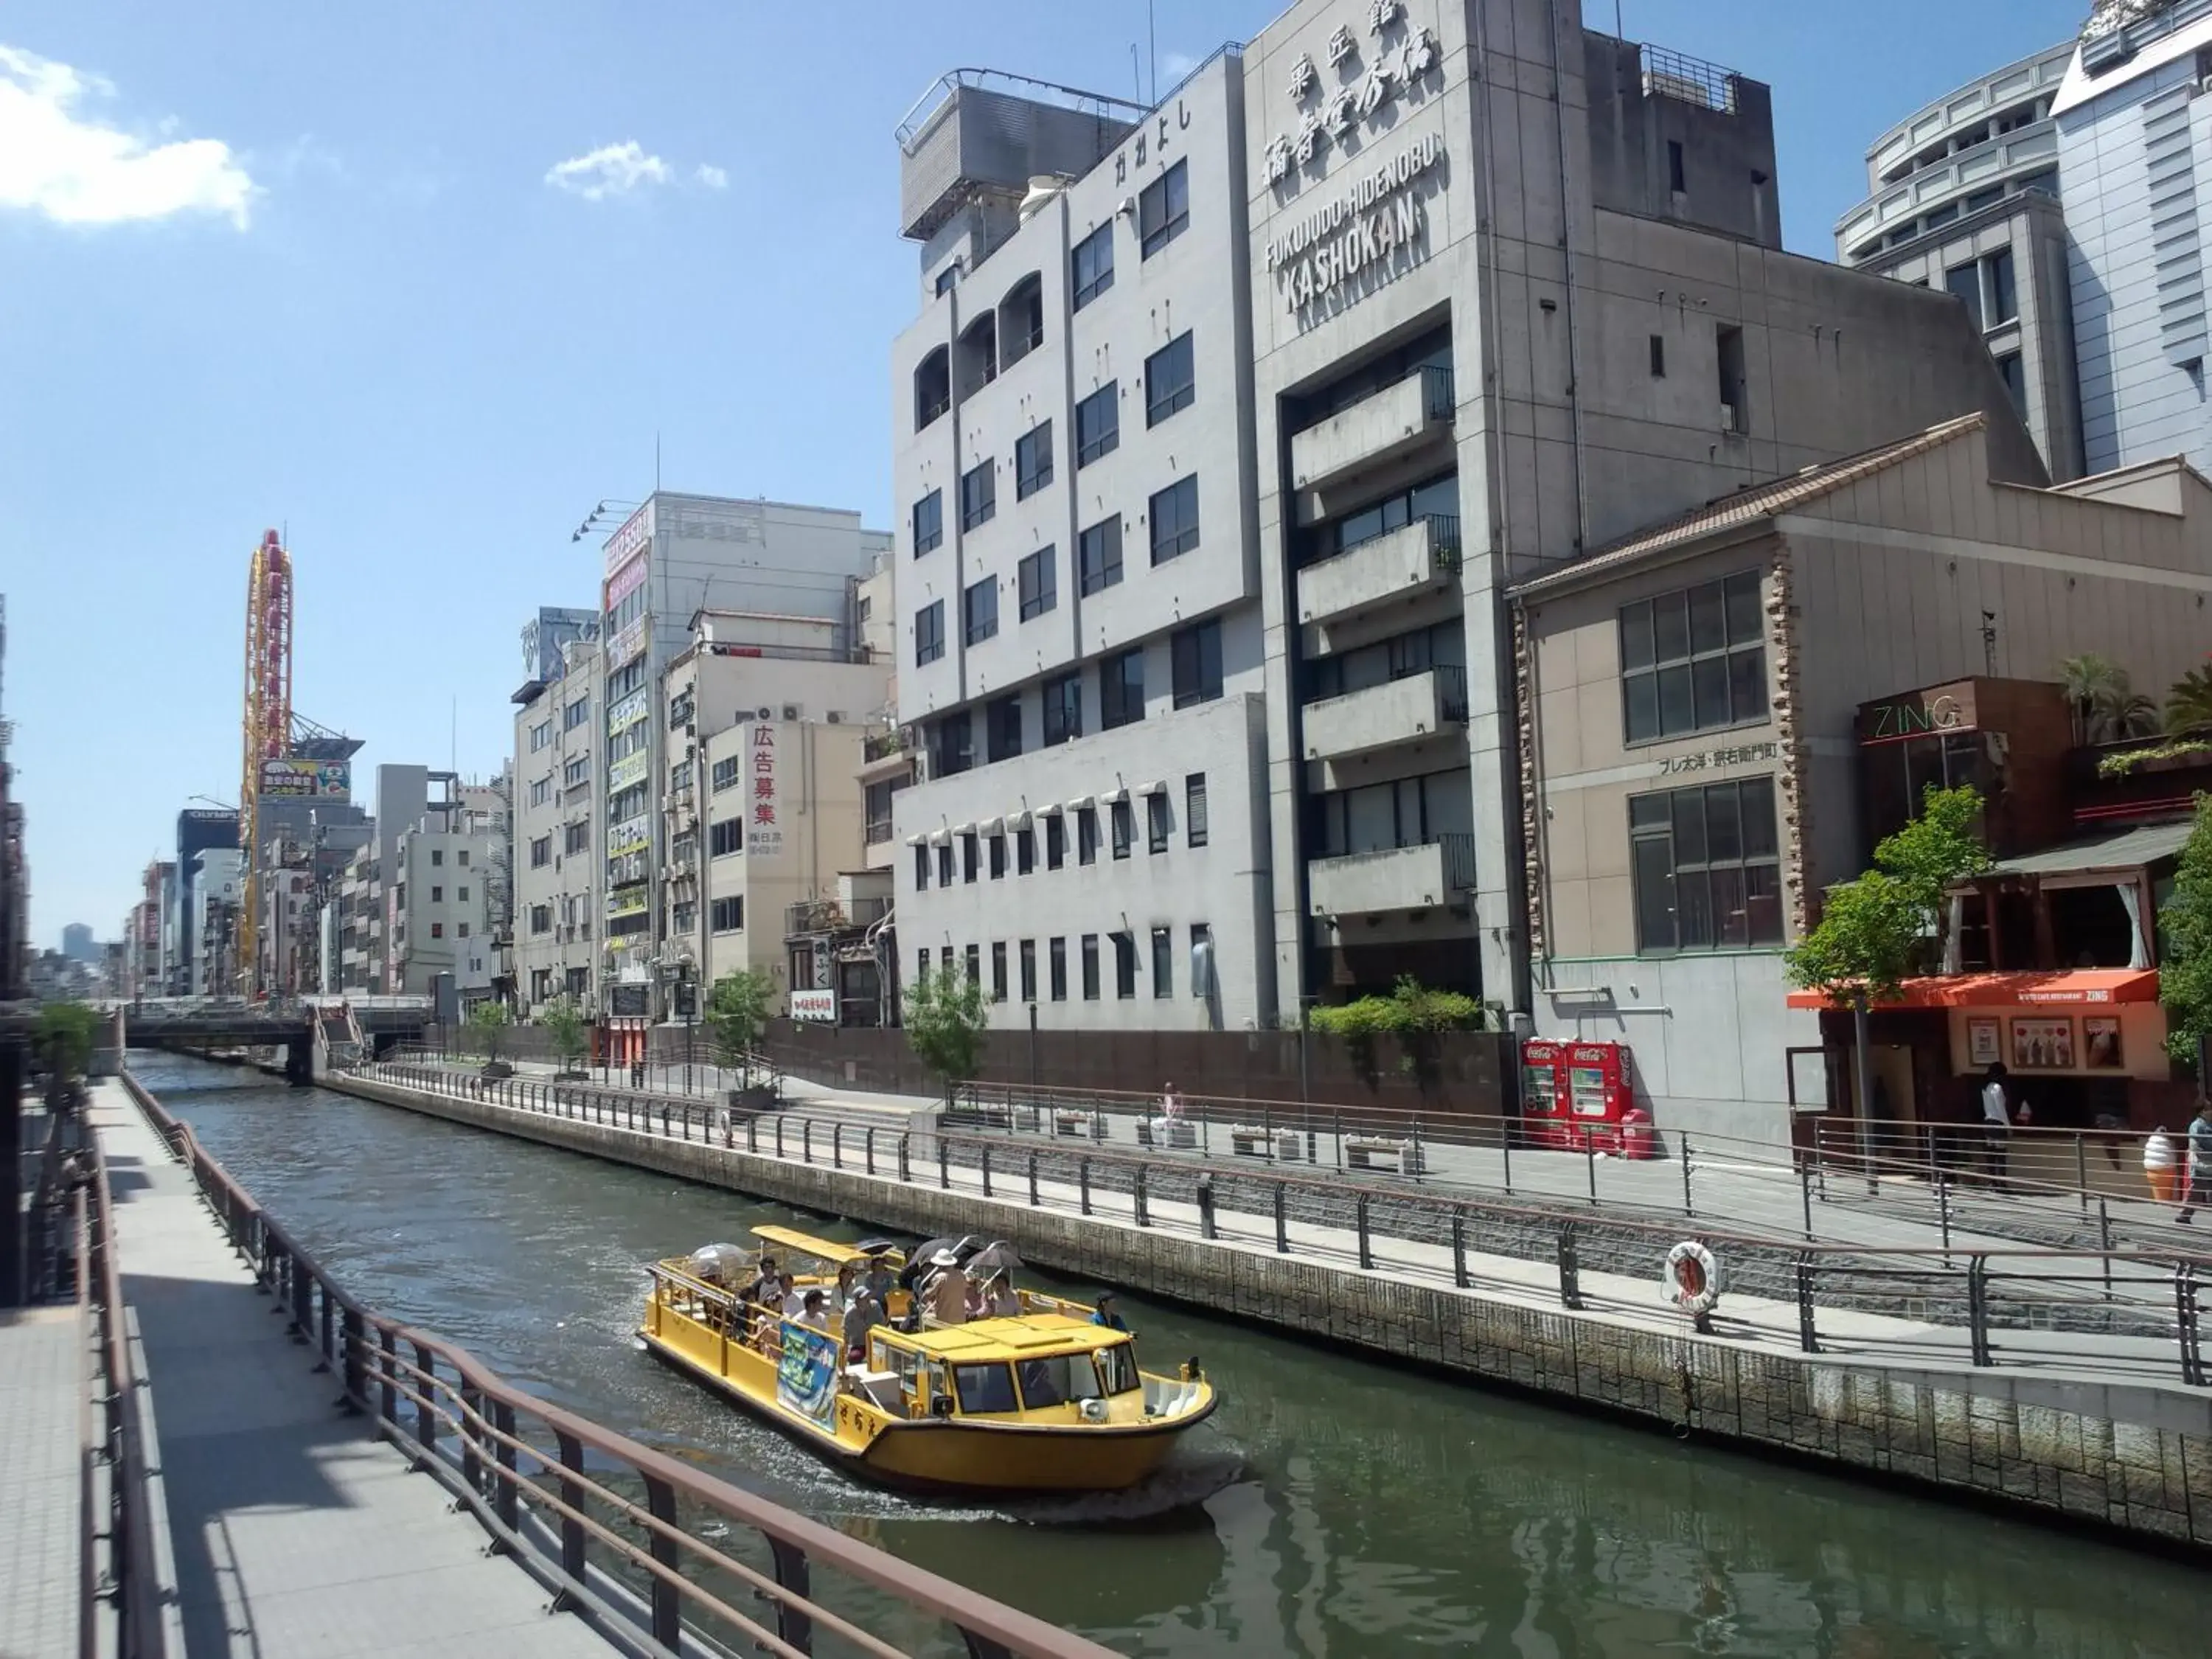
[513,622,602,1017]
[2053,0,2212,476]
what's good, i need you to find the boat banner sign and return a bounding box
[776,1324,839,1426]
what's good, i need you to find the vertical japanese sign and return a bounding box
[747,723,782,858]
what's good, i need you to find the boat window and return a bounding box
[1093,1342,1140,1396]
[953,1363,1019,1414]
[1014,1351,1102,1408]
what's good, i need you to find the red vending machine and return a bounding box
[1520,1040,1635,1152]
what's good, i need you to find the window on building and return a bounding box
[1946,260,1983,327]
[1113,931,1138,998]
[964,577,998,644]
[936,263,959,296]
[1101,648,1144,730]
[916,345,950,426]
[1139,160,1189,257]
[1630,776,1783,953]
[940,945,955,978]
[918,947,931,988]
[937,843,955,886]
[530,835,552,869]
[1189,922,1213,998]
[711,818,741,857]
[458,886,470,902]
[1147,791,1171,854]
[1078,515,1123,594]
[1151,927,1172,998]
[929,710,973,777]
[565,821,588,855]
[1619,571,1766,743]
[530,720,552,751]
[565,697,589,730]
[1667,139,1686,194]
[457,849,471,867]
[1171,618,1222,707]
[1044,672,1083,745]
[1077,806,1099,865]
[1080,934,1100,1000]
[1145,332,1195,425]
[988,695,1023,762]
[431,886,443,902]
[916,599,945,666]
[913,489,943,556]
[1150,476,1200,564]
[964,943,981,986]
[1110,799,1134,859]
[712,756,740,792]
[1071,222,1115,309]
[1018,546,1057,621]
[1015,421,1054,499]
[961,830,979,884]
[1985,247,2017,325]
[529,778,550,807]
[987,832,1006,878]
[914,844,930,890]
[1015,826,1034,873]
[565,755,590,787]
[1186,773,1208,848]
[1048,936,1068,1000]
[1997,351,2026,417]
[1018,938,1037,1001]
[431,922,444,939]
[1075,383,1119,466]
[530,904,552,935]
[1649,334,1666,377]
[1717,324,1747,429]
[1046,813,1066,869]
[990,941,1008,1002]
[959,459,995,531]
[710,896,744,933]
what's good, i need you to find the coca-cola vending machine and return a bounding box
[1520,1039,1635,1152]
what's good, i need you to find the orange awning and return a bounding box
[1786,967,2160,1012]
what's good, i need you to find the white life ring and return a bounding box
[1663,1240,1719,1318]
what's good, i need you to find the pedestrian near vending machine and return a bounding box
[2174,1103,2212,1224]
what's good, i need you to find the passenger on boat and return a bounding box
[984,1274,1021,1318]
[860,1257,896,1307]
[925,1251,969,1326]
[842,1289,883,1360]
[797,1289,835,1335]
[745,1256,781,1303]
[835,1262,858,1308]
[1091,1292,1130,1333]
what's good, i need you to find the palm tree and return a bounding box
[2057,653,2156,743]
[2166,661,2212,736]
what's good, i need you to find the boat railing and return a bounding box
[119,1071,1120,1659]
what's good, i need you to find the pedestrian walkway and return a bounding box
[0,1303,83,1659]
[90,1082,614,1659]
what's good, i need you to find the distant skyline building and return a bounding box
[60,922,95,962]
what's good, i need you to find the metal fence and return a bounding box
[353,1060,2212,1386]
[120,1074,1115,1659]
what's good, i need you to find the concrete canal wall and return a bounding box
[325,1072,2212,1552]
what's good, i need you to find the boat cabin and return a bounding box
[852,1316,1143,1423]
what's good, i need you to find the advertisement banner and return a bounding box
[746,723,782,858]
[608,616,649,667]
[604,501,654,579]
[260,758,352,800]
[775,1322,841,1426]
[789,990,837,1023]
[608,751,648,792]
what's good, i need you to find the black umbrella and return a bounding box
[853,1238,902,1257]
[967,1241,1023,1275]
[900,1234,975,1288]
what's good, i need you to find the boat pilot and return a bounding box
[1091,1291,1130,1333]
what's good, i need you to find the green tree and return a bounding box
[705,969,776,1088]
[1310,975,1489,1088]
[2158,793,2212,1076]
[541,995,587,1074]
[2165,661,2212,737]
[465,998,511,1064]
[2059,653,2158,744]
[903,964,990,1108]
[35,1001,100,1088]
[1873,783,1994,953]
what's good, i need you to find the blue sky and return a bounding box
[4,0,2089,945]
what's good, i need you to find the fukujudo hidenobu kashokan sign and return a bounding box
[1265,132,1442,314]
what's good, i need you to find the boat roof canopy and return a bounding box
[890,1314,1123,1359]
[750,1225,900,1266]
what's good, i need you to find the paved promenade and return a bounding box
[0,1303,83,1659]
[91,1082,613,1659]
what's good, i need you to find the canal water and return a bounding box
[135,1057,2205,1658]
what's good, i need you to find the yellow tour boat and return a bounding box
[636,1225,1219,1494]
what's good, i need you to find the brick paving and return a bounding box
[89,1082,614,1659]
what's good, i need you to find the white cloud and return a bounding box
[543,140,671,201]
[695,163,728,190]
[0,44,257,229]
[1160,50,1198,81]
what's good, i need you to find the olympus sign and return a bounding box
[1265,133,1441,314]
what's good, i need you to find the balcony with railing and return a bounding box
[1298,514,1461,634]
[1301,664,1469,765]
[865,815,895,846]
[1290,366,1455,498]
[1308,832,1476,917]
[785,894,892,937]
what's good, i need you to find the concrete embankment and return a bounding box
[325,1071,2212,1552]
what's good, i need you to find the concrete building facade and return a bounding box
[2053,0,2212,477]
[889,52,1273,1032]
[1512,414,2212,1139]
[1834,41,2082,479]
[592,493,888,1022]
[513,632,602,1018]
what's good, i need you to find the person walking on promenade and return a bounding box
[2175,1102,2212,1224]
[1978,1064,2013,1190]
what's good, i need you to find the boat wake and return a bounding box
[998,1450,1249,1527]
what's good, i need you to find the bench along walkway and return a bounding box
[90,1080,616,1659]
